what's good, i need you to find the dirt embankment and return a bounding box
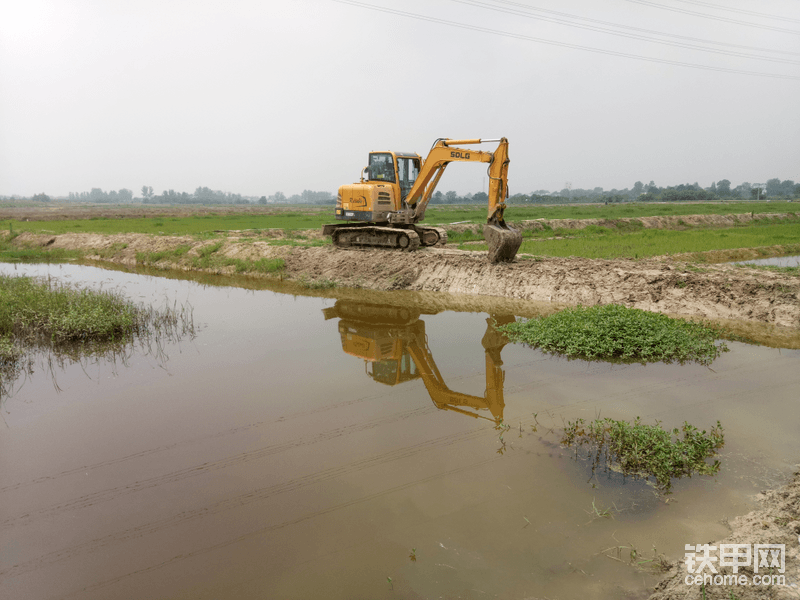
[445,211,798,236]
[649,467,800,600]
[8,230,800,333]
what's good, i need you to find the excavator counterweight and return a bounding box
[323,138,521,263]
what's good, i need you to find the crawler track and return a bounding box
[330,226,421,251]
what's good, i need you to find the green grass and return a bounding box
[497,304,728,365]
[0,233,81,263]
[562,417,725,493]
[298,277,337,289]
[6,213,332,236]
[0,274,193,357]
[4,202,795,236]
[734,263,800,277]
[429,201,796,225]
[0,273,195,397]
[134,241,286,276]
[0,274,175,346]
[468,221,800,260]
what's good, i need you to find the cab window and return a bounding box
[368,153,396,183]
[397,157,420,200]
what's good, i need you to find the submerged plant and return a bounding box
[497,304,728,365]
[562,417,725,493]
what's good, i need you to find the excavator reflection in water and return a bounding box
[323,300,515,424]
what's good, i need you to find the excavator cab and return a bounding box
[368,352,419,386]
[367,154,395,183]
[395,155,421,203]
[366,152,421,203]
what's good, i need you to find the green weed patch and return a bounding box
[0,274,195,397]
[497,304,728,365]
[0,274,187,347]
[562,417,725,493]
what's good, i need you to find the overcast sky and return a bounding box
[1,0,798,198]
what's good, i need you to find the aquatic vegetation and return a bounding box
[0,274,195,397]
[497,304,728,365]
[563,417,725,493]
[298,276,337,289]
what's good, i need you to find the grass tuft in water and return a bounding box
[497,304,728,365]
[563,417,724,493]
[0,274,195,396]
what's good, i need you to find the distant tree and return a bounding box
[299,189,334,204]
[751,187,765,200]
[89,188,108,202]
[258,196,267,205]
[766,178,782,197]
[32,193,51,202]
[268,191,287,203]
[472,191,488,204]
[660,188,714,202]
[445,191,458,204]
[141,185,154,200]
[430,191,444,204]
[715,180,729,197]
[795,183,800,198]
[632,181,644,198]
[708,181,717,195]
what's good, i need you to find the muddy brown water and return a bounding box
[1,263,799,600]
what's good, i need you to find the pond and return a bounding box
[1,262,799,599]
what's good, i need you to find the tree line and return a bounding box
[4,178,797,205]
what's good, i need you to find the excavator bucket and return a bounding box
[484,224,522,263]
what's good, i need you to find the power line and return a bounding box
[670,0,800,25]
[454,0,800,65]
[332,0,800,80]
[481,0,800,56]
[624,0,800,36]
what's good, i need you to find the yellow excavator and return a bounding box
[322,138,522,263]
[322,300,514,423]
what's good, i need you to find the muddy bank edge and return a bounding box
[7,230,800,331]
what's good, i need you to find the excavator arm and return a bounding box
[401,138,504,223]
[404,314,514,423]
[397,138,521,263]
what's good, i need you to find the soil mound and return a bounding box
[649,467,800,599]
